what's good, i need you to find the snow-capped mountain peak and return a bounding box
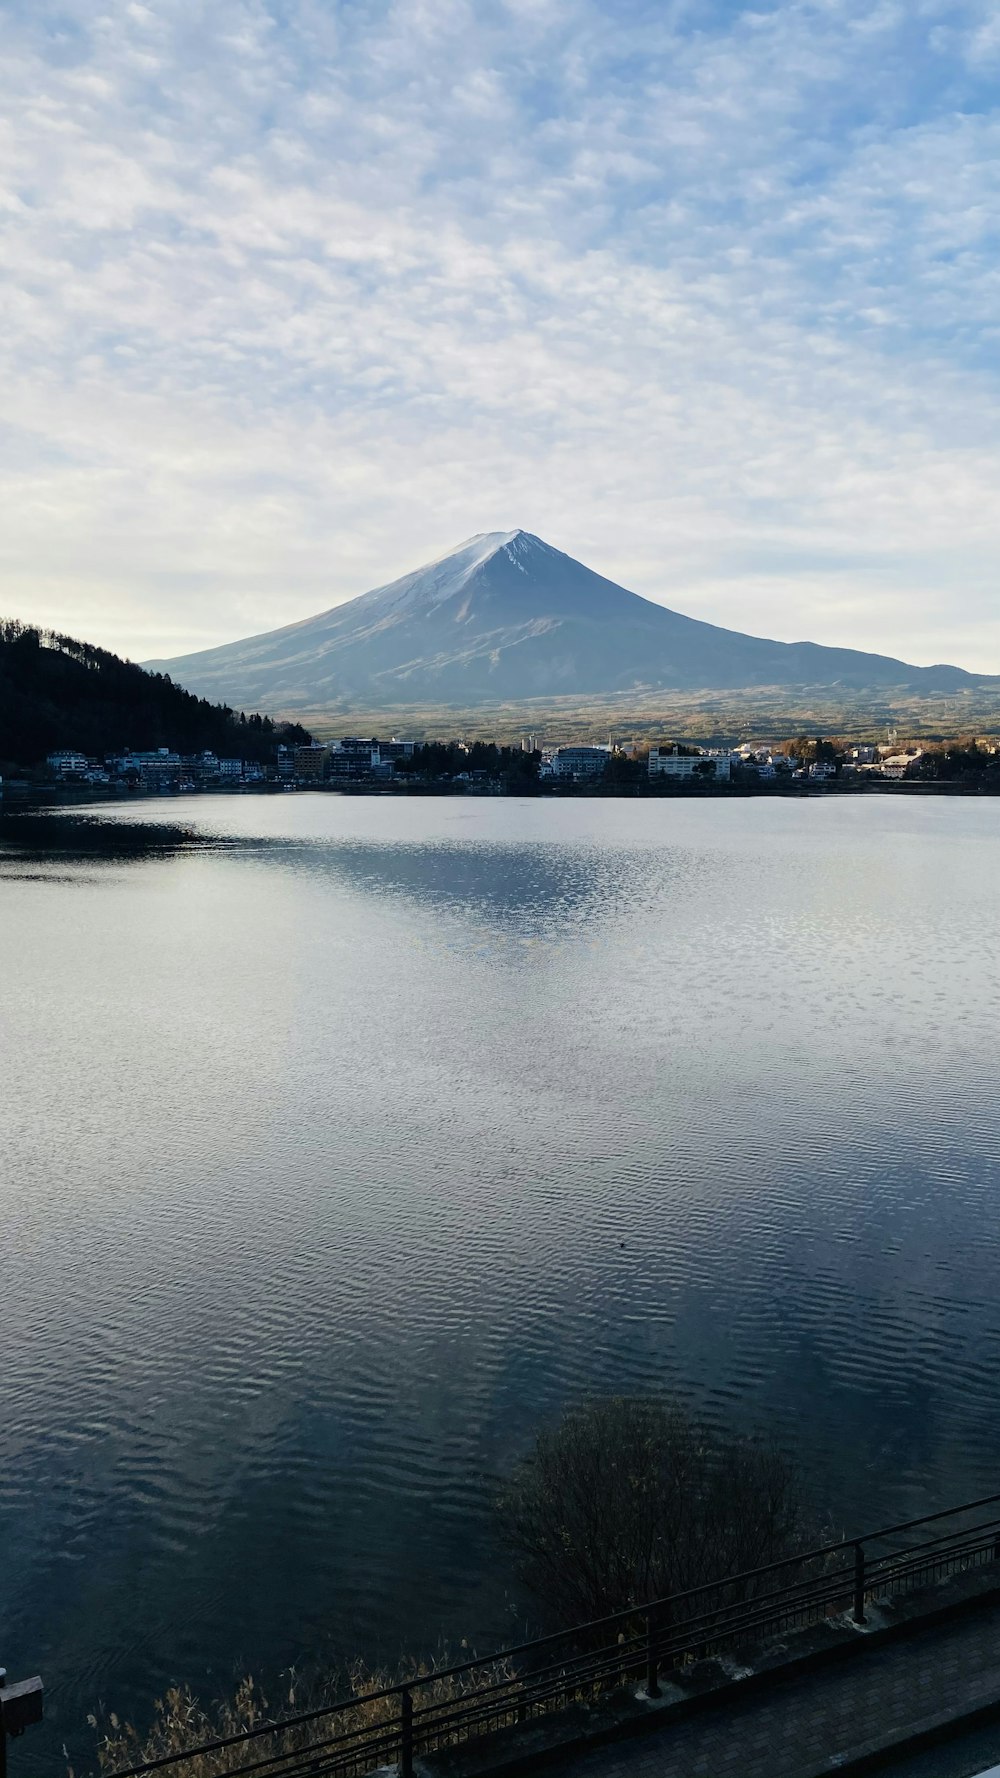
[145,530,994,711]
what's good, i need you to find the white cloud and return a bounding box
[1,0,999,671]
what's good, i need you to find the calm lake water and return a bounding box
[3,793,1000,1766]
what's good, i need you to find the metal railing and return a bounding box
[14,1492,1000,1778]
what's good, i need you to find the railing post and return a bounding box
[853,1542,867,1625]
[400,1685,413,1778]
[645,1613,661,1699]
[0,1670,43,1778]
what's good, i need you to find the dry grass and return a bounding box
[75,1652,523,1778]
[287,687,1000,749]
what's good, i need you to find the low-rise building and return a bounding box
[880,750,923,780]
[106,753,140,778]
[182,752,219,782]
[182,751,252,784]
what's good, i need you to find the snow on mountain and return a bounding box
[145,530,995,711]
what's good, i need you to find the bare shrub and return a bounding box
[497,1396,811,1627]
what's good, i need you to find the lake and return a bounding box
[3,792,1000,1768]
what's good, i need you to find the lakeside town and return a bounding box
[4,731,1000,800]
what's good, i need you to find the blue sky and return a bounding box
[2,0,1000,667]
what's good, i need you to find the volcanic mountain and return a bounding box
[146,531,994,711]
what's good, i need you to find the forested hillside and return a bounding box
[0,620,311,769]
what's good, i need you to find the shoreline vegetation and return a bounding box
[80,1654,522,1778]
[80,1399,810,1778]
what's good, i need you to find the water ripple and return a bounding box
[2,794,999,1770]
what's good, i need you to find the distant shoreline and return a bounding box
[4,777,1000,811]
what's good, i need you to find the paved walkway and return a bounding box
[535,1600,1000,1778]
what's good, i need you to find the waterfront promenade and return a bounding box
[532,1596,1000,1778]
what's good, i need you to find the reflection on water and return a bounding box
[3,794,1000,1769]
[0,812,210,862]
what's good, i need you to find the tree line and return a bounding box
[911,738,1000,782]
[395,739,542,784]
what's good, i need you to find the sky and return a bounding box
[2,0,1000,670]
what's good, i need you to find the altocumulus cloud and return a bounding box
[2,0,1000,667]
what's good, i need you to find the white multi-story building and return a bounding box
[46,750,89,777]
[327,738,379,777]
[132,749,182,789]
[648,747,732,780]
[549,746,609,778]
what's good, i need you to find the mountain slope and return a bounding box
[146,531,996,711]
